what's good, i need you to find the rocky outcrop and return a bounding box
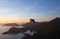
[2,27,28,34]
[2,23,19,26]
[22,17,60,39]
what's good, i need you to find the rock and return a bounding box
[2,27,27,34]
[2,23,19,26]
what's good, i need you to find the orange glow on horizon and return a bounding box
[0,18,29,24]
[0,18,50,24]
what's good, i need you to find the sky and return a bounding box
[0,0,60,23]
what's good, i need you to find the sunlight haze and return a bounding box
[0,0,60,24]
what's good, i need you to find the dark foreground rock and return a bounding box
[23,32,58,39]
[23,33,33,39]
[22,17,60,39]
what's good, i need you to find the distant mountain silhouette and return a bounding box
[50,17,60,23]
[2,23,19,26]
[49,17,60,27]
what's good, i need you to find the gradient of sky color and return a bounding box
[0,0,60,23]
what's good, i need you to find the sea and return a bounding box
[0,25,37,39]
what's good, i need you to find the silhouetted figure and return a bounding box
[30,19,35,32]
[30,19,35,23]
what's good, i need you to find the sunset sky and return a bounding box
[0,0,60,23]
